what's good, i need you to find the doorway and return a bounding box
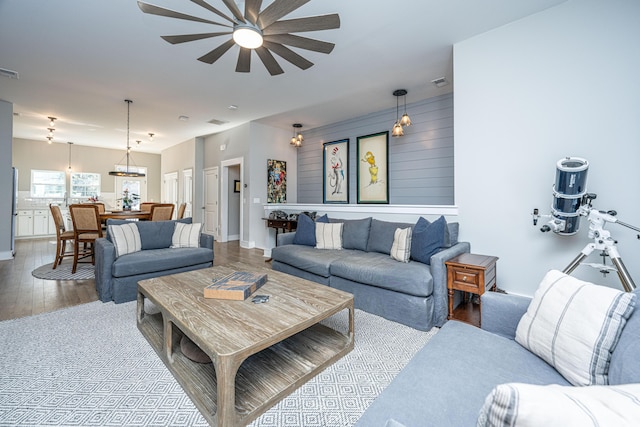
[182,168,193,218]
[115,176,147,210]
[163,171,178,218]
[203,167,219,238]
[220,157,244,244]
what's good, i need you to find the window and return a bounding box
[70,172,101,198]
[31,170,66,198]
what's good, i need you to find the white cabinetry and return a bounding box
[17,210,33,237]
[16,209,56,237]
[33,209,49,236]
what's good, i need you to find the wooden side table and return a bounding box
[445,253,498,327]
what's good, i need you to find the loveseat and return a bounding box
[356,270,640,426]
[94,218,214,303]
[271,215,470,331]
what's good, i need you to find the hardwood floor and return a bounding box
[0,237,270,321]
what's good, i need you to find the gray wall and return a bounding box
[296,93,454,205]
[0,100,13,259]
[455,0,640,295]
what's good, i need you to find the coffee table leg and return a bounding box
[164,318,175,363]
[215,356,241,427]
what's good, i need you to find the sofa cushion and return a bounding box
[315,223,343,250]
[108,223,142,257]
[292,213,329,246]
[609,288,640,385]
[515,270,636,386]
[106,217,192,249]
[390,227,412,263]
[477,382,640,427]
[331,251,433,297]
[410,216,446,265]
[366,219,413,255]
[271,245,357,278]
[111,247,213,277]
[171,222,202,248]
[330,217,372,251]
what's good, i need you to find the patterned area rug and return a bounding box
[0,301,437,426]
[31,262,95,280]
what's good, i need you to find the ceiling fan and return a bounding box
[137,0,340,76]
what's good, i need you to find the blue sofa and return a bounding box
[356,288,640,426]
[94,218,214,303]
[271,217,470,331]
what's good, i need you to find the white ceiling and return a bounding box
[0,0,565,154]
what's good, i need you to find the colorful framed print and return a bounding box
[323,139,349,204]
[357,131,389,204]
[267,159,286,203]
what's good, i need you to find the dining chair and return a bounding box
[177,202,187,219]
[93,202,105,213]
[49,204,75,269]
[139,202,155,212]
[69,204,103,274]
[149,203,175,221]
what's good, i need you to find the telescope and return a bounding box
[532,157,639,291]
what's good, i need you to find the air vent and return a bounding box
[208,118,230,126]
[0,68,19,79]
[431,77,449,88]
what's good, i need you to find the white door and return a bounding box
[182,168,193,218]
[115,176,147,210]
[163,172,178,218]
[203,167,218,238]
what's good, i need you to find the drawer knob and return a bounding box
[462,276,467,282]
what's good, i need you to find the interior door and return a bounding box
[203,167,218,238]
[182,168,193,218]
[114,176,147,210]
[163,172,178,218]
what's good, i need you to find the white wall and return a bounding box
[0,100,13,260]
[455,0,640,295]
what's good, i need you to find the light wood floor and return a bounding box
[0,237,270,321]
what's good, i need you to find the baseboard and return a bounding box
[263,248,272,258]
[228,234,240,241]
[240,240,255,249]
[0,250,14,261]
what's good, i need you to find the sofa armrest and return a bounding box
[277,231,296,246]
[199,233,214,250]
[95,237,116,302]
[481,292,531,339]
[429,241,471,327]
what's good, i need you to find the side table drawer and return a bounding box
[450,267,482,293]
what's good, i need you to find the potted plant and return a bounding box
[120,189,140,211]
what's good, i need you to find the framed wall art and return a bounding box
[323,138,349,204]
[267,159,286,203]
[357,131,389,204]
[234,180,241,193]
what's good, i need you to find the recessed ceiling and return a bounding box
[0,0,566,154]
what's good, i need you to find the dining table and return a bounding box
[99,210,151,222]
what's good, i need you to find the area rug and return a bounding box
[0,301,437,426]
[31,262,95,280]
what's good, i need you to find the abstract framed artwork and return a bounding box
[267,159,286,203]
[323,139,349,204]
[357,131,389,204]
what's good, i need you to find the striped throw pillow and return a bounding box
[390,227,412,263]
[315,222,343,250]
[515,270,636,386]
[108,223,142,257]
[171,222,202,248]
[478,382,640,427]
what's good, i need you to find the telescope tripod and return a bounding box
[563,208,638,292]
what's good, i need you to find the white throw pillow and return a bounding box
[171,222,202,248]
[515,270,636,386]
[315,222,343,250]
[477,382,640,427]
[390,227,412,263]
[108,223,142,257]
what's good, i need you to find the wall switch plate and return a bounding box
[253,198,261,204]
[220,144,226,151]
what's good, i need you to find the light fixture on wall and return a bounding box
[67,142,73,173]
[392,89,410,137]
[108,99,146,177]
[48,116,56,127]
[290,124,303,148]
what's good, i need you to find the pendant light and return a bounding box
[290,123,303,148]
[67,142,73,173]
[391,90,405,137]
[109,99,146,177]
[400,90,411,127]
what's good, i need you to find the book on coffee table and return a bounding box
[204,271,268,300]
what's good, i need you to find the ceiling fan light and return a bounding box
[233,25,263,49]
[400,113,411,127]
[392,122,404,137]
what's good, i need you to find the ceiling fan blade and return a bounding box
[219,0,246,23]
[257,0,310,29]
[244,0,263,25]
[198,39,235,64]
[262,14,340,35]
[161,32,231,44]
[190,0,235,24]
[255,47,284,76]
[263,34,334,54]
[263,41,313,70]
[137,1,230,27]
[236,48,252,73]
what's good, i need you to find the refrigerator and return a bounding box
[11,167,17,256]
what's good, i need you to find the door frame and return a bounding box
[220,157,244,244]
[203,166,219,238]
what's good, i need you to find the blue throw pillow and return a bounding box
[292,214,328,246]
[411,216,447,264]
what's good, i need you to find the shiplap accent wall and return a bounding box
[296,93,454,205]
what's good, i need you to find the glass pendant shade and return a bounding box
[392,122,404,137]
[400,112,411,127]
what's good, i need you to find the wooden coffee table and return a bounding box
[136,262,354,427]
